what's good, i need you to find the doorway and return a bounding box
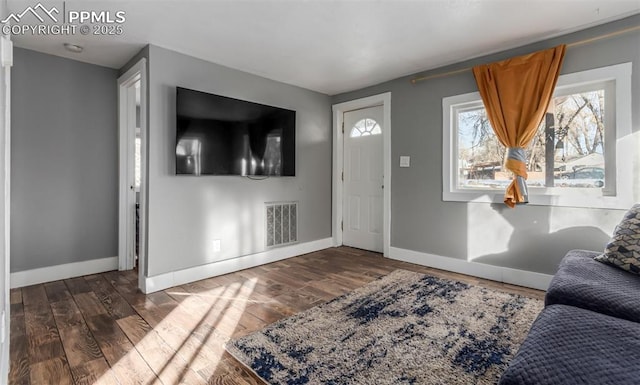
[332,93,391,256]
[117,59,147,291]
[343,106,384,252]
[0,34,11,380]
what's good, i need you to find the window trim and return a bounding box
[442,62,633,209]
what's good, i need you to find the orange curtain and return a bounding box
[472,45,566,208]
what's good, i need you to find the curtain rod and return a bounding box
[410,24,640,85]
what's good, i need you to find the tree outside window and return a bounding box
[456,86,607,190]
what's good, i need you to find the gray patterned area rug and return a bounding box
[226,269,543,385]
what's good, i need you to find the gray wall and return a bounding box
[332,15,640,275]
[145,45,332,277]
[119,45,149,77]
[11,48,119,272]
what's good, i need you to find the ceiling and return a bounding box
[6,0,640,95]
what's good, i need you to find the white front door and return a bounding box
[343,106,384,252]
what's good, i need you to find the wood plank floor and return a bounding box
[10,247,544,385]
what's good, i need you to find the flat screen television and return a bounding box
[175,87,296,176]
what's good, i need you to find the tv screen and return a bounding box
[176,87,296,176]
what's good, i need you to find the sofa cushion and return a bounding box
[594,203,640,274]
[545,249,640,323]
[499,304,640,385]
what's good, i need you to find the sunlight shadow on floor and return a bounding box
[96,278,257,384]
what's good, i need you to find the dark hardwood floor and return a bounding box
[9,247,544,385]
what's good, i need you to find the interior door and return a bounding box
[0,34,11,379]
[343,105,384,252]
[118,72,139,271]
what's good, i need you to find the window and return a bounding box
[443,63,633,209]
[350,118,382,137]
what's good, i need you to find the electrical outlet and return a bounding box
[213,239,221,252]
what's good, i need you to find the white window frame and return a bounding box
[442,62,633,209]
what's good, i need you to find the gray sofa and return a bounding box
[499,249,640,385]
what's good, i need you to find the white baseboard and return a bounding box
[10,256,119,289]
[142,238,334,294]
[388,247,553,291]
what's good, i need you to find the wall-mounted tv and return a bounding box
[176,87,296,176]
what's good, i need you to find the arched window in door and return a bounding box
[350,118,382,137]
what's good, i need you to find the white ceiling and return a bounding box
[7,0,640,95]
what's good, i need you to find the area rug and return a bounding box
[226,269,543,385]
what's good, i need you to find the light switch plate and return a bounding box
[400,156,411,168]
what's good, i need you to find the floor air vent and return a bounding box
[266,202,298,247]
